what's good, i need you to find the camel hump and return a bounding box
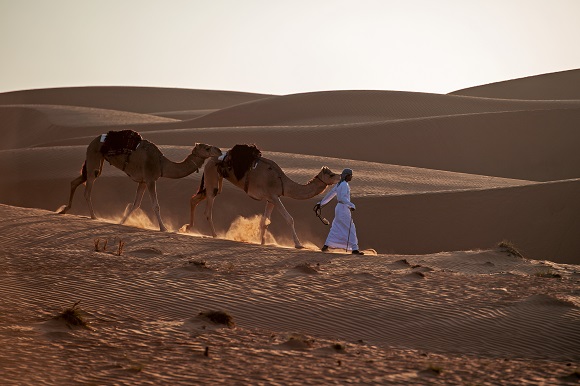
[227,144,262,181]
[100,130,142,156]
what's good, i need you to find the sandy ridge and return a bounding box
[0,86,274,113]
[450,68,580,100]
[181,90,580,127]
[17,106,580,181]
[0,145,576,262]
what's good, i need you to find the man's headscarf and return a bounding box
[338,168,353,185]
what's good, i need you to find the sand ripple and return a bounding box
[1,205,579,384]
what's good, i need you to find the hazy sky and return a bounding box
[1,0,579,95]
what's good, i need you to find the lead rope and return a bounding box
[313,204,330,225]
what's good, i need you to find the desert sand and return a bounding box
[0,69,579,385]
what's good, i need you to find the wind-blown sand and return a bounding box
[0,70,579,384]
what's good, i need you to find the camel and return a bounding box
[184,145,340,248]
[58,130,222,231]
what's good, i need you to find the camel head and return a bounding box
[316,167,341,185]
[190,143,222,159]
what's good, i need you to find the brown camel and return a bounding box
[58,130,222,231]
[184,145,340,248]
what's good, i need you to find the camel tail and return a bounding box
[196,173,206,194]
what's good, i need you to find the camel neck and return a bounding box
[160,155,202,179]
[281,174,327,199]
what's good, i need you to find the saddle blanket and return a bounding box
[100,130,142,156]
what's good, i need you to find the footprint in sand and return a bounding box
[389,259,412,269]
[287,263,320,275]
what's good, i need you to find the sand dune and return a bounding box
[0,205,578,384]
[1,70,579,384]
[354,179,580,264]
[450,68,580,100]
[6,94,577,181]
[0,86,273,113]
[1,146,541,259]
[126,108,580,181]
[181,89,580,127]
[0,105,177,150]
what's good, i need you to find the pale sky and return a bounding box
[1,0,579,95]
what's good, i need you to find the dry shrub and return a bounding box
[94,237,124,256]
[498,240,524,258]
[199,310,235,327]
[55,301,88,328]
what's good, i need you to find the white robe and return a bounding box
[319,181,359,251]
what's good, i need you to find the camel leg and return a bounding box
[58,170,87,214]
[204,194,218,237]
[259,201,275,245]
[120,182,147,225]
[84,178,98,219]
[271,196,304,249]
[146,181,168,232]
[186,191,206,232]
[83,157,104,220]
[200,168,222,237]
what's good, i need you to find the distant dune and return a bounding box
[450,68,580,100]
[1,70,579,384]
[0,86,272,113]
[1,71,579,262]
[182,89,580,127]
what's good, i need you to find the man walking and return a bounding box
[315,168,364,255]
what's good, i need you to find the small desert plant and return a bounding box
[498,240,523,258]
[56,300,88,328]
[94,238,124,255]
[199,310,235,327]
[116,239,125,256]
[94,238,108,252]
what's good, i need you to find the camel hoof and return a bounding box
[295,245,305,249]
[179,224,192,233]
[56,205,68,214]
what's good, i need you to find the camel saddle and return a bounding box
[218,144,262,182]
[100,130,142,157]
